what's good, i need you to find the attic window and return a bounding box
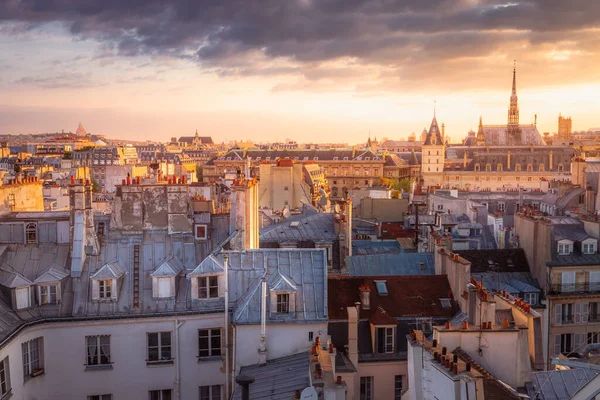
[265,157,271,161]
[26,223,37,244]
[333,157,339,160]
[365,157,370,160]
[256,157,261,161]
[440,298,452,309]
[375,281,388,296]
[290,221,300,228]
[507,259,514,268]
[343,157,349,160]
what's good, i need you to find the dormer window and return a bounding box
[99,280,112,298]
[582,240,596,254]
[16,286,31,309]
[376,327,395,353]
[26,223,37,244]
[39,285,58,305]
[558,242,572,255]
[198,276,218,299]
[277,294,290,313]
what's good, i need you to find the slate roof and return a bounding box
[225,249,327,324]
[178,135,213,145]
[259,212,337,243]
[151,256,184,277]
[328,275,457,320]
[480,125,544,146]
[548,224,600,266]
[423,116,443,146]
[458,249,531,273]
[351,240,403,256]
[217,148,382,162]
[369,306,398,325]
[231,352,309,400]
[346,253,434,276]
[526,369,599,400]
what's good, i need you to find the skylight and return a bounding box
[290,221,300,228]
[375,280,388,296]
[440,298,452,309]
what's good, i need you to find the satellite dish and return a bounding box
[334,204,341,213]
[301,387,318,400]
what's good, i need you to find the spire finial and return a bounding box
[512,60,517,95]
[434,100,436,118]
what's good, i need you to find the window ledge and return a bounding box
[197,355,223,363]
[85,364,113,371]
[24,370,44,383]
[0,390,12,400]
[146,360,174,367]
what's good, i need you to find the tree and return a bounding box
[381,177,411,193]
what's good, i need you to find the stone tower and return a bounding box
[421,109,446,187]
[507,62,522,145]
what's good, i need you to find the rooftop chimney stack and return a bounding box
[359,284,370,310]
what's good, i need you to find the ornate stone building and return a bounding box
[421,65,575,190]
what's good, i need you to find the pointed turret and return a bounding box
[476,116,486,146]
[424,114,443,145]
[508,61,519,125]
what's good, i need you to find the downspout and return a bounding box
[231,326,236,397]
[175,317,184,400]
[224,254,230,399]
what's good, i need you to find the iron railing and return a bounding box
[548,282,600,295]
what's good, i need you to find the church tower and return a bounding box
[507,61,522,145]
[421,108,446,187]
[476,116,486,146]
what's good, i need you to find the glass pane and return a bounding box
[161,333,171,346]
[161,346,171,360]
[198,287,207,299]
[149,391,160,400]
[148,333,158,347]
[162,390,172,400]
[212,385,221,400]
[148,347,159,361]
[211,334,221,356]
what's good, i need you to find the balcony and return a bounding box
[548,282,600,295]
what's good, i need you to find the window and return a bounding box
[147,332,172,363]
[440,298,452,309]
[157,277,172,298]
[198,329,222,358]
[437,205,443,210]
[558,244,572,255]
[97,222,105,237]
[198,276,219,299]
[199,385,221,400]
[15,287,30,309]
[497,164,503,171]
[88,396,112,400]
[588,332,600,344]
[308,331,314,341]
[562,303,574,323]
[86,335,111,367]
[376,327,394,353]
[523,293,537,305]
[498,202,505,212]
[527,164,533,172]
[284,186,289,191]
[485,164,491,172]
[474,164,480,172]
[277,294,290,313]
[0,356,10,398]
[39,285,58,305]
[539,164,545,172]
[149,389,172,400]
[583,242,596,254]
[22,337,43,378]
[98,280,112,299]
[195,225,208,240]
[360,376,373,400]
[515,164,521,172]
[560,333,573,354]
[26,223,37,244]
[394,375,403,400]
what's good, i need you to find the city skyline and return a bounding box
[1,1,599,142]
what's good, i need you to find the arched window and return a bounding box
[515,164,522,172]
[527,164,533,172]
[485,164,492,172]
[539,164,545,172]
[497,164,503,172]
[26,223,37,244]
[474,164,480,172]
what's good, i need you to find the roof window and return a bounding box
[440,298,452,309]
[375,280,388,296]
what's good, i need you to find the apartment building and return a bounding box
[515,213,600,365]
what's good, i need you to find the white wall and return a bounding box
[234,322,327,369]
[0,314,226,400]
[358,361,407,400]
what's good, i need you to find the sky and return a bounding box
[0,0,599,144]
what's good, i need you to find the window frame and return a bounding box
[147,332,173,364]
[375,326,395,354]
[98,279,112,299]
[360,376,373,400]
[149,389,173,400]
[394,375,403,400]
[198,329,222,359]
[87,395,112,400]
[197,276,219,299]
[199,385,222,400]
[39,285,58,305]
[15,286,31,310]
[277,293,290,313]
[86,335,111,368]
[0,356,11,398]
[22,337,43,379]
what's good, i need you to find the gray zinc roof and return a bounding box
[526,369,598,400]
[225,249,327,324]
[260,212,337,243]
[347,253,434,276]
[232,352,309,400]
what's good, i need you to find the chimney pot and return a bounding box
[433,352,439,361]
[336,376,342,385]
[442,347,447,355]
[466,362,471,371]
[462,321,469,330]
[453,354,458,363]
[453,364,458,374]
[502,319,509,329]
[432,339,438,347]
[445,321,450,329]
[71,176,75,184]
[122,179,126,186]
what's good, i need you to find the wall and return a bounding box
[0,314,226,400]
[104,165,149,193]
[234,322,327,369]
[0,182,44,213]
[357,198,408,222]
[357,360,407,400]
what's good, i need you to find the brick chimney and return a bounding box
[359,284,370,310]
[69,178,99,278]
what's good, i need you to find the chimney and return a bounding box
[69,179,98,278]
[229,178,259,250]
[345,200,353,257]
[467,283,477,327]
[359,284,370,310]
[347,306,359,368]
[236,375,255,400]
[258,277,268,365]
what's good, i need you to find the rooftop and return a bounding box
[259,212,337,243]
[346,253,434,276]
[525,369,599,400]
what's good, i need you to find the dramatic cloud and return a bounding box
[1,1,599,93]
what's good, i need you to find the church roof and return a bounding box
[423,116,443,146]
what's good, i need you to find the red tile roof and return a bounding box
[328,275,458,320]
[369,306,398,325]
